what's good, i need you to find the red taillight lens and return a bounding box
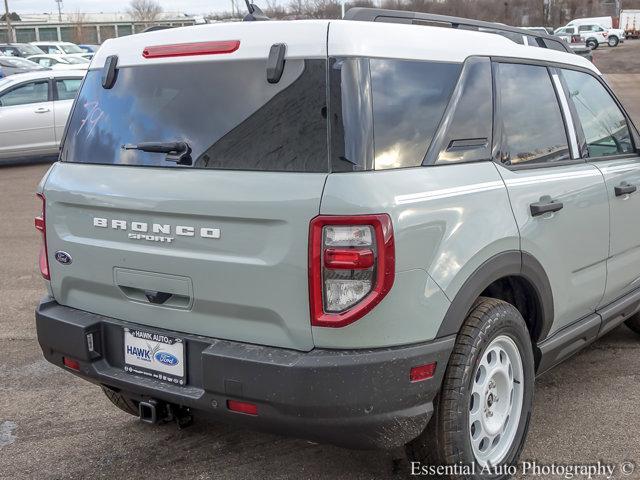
[63,357,80,371]
[142,40,240,59]
[227,400,258,416]
[35,193,49,280]
[410,363,437,382]
[324,248,375,270]
[309,214,395,328]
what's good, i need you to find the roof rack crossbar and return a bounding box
[343,8,572,54]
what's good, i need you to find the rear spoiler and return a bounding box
[344,7,573,54]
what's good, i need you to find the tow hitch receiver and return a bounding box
[138,399,193,429]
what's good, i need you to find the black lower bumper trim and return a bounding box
[36,297,454,449]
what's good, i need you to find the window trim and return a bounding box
[491,59,579,171]
[0,78,53,107]
[550,70,580,159]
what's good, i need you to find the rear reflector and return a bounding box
[142,40,240,59]
[410,363,437,382]
[227,400,258,416]
[63,357,80,371]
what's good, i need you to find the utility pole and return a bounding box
[55,0,63,23]
[3,0,14,43]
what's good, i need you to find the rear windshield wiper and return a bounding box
[122,141,192,165]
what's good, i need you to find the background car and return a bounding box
[30,41,86,57]
[27,54,90,70]
[0,42,44,58]
[0,70,85,163]
[0,56,48,78]
[78,44,100,53]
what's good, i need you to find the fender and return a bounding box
[436,250,554,342]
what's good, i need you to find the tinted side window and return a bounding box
[55,78,82,101]
[497,63,570,166]
[0,81,49,107]
[561,69,633,158]
[371,59,461,169]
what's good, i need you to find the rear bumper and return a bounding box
[35,297,454,449]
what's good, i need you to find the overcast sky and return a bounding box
[6,0,243,15]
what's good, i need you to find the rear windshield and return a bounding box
[62,59,328,172]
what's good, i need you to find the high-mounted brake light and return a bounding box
[309,214,395,328]
[35,193,49,280]
[142,40,240,59]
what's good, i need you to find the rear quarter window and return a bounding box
[330,58,461,171]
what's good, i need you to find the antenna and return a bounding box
[243,0,269,21]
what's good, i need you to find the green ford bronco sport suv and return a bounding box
[34,8,640,478]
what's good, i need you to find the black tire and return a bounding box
[101,386,139,416]
[608,36,620,47]
[586,38,599,49]
[406,297,535,480]
[625,312,640,336]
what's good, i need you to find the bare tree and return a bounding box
[128,0,163,23]
[69,10,88,44]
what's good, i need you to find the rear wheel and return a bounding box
[625,312,640,336]
[101,386,139,416]
[586,38,599,49]
[406,298,535,479]
[608,36,620,47]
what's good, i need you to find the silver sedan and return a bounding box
[0,69,86,163]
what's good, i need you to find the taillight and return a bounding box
[35,193,49,280]
[309,214,395,328]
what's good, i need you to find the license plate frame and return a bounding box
[123,327,186,386]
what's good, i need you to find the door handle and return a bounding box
[614,181,637,197]
[34,107,50,114]
[530,196,564,217]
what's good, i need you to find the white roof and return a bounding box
[91,19,600,75]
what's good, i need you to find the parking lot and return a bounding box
[2,42,640,480]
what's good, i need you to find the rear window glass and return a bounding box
[61,59,328,172]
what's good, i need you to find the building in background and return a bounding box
[0,12,203,44]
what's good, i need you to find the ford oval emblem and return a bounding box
[54,251,72,265]
[155,351,179,366]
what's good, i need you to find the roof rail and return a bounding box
[343,7,572,54]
